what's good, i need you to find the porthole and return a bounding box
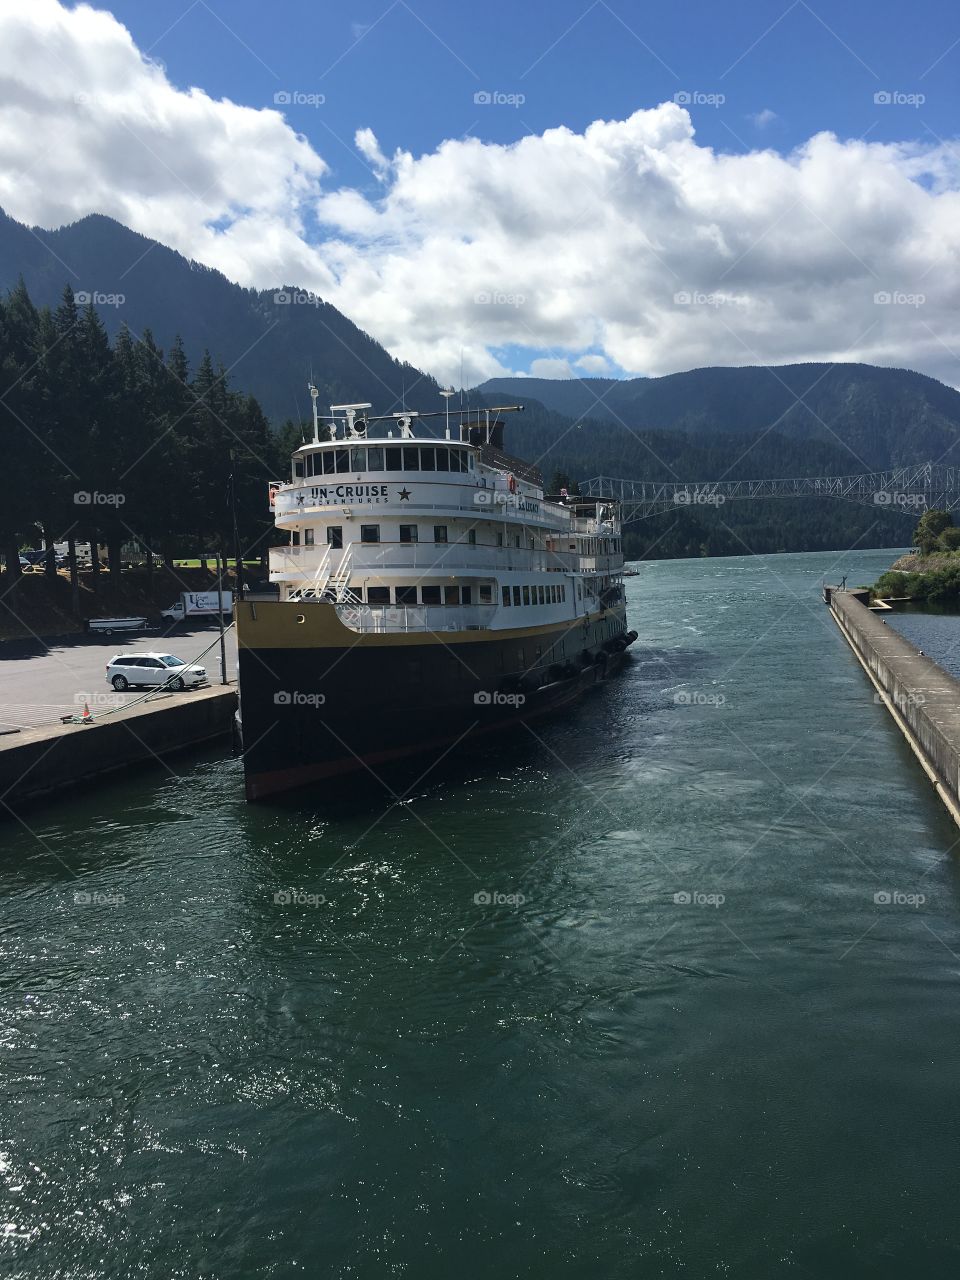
[296,614,306,625]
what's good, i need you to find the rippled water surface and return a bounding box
[3,549,960,1279]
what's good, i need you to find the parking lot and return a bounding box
[0,624,238,731]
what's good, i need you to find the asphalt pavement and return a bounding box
[0,623,238,731]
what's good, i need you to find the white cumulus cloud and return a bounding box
[2,2,960,392]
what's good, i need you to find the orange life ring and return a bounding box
[508,474,517,494]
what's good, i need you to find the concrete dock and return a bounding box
[828,588,960,827]
[0,684,237,812]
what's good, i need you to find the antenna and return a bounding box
[308,383,320,444]
[440,387,455,439]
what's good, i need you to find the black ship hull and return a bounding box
[236,600,635,800]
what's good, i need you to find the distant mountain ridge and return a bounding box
[480,366,960,471]
[3,208,959,477]
[0,208,433,422]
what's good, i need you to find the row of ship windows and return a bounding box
[344,583,568,607]
[297,445,475,477]
[293,525,620,553]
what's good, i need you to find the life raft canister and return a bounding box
[508,474,517,494]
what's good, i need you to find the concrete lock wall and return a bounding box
[830,591,960,825]
[0,686,237,812]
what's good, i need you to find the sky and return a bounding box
[1,0,960,387]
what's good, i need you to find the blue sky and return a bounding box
[102,0,959,191]
[2,1,960,386]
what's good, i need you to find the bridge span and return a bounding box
[581,462,960,524]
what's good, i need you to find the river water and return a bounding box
[2,548,960,1279]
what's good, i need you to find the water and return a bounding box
[886,605,960,679]
[3,548,960,1279]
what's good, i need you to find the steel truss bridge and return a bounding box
[581,462,960,525]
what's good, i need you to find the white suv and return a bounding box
[106,652,207,692]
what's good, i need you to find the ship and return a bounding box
[235,389,638,800]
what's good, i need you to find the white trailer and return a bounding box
[86,617,150,635]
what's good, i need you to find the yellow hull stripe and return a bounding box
[236,600,624,650]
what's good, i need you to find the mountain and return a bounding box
[0,207,946,557]
[480,365,960,470]
[0,208,434,423]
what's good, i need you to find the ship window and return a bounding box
[397,585,418,605]
[326,526,342,549]
[461,586,473,605]
[515,535,521,548]
[367,446,384,471]
[451,449,466,472]
[296,458,306,478]
[335,449,350,473]
[496,532,503,547]
[435,448,449,472]
[434,525,447,543]
[399,524,418,543]
[350,447,366,471]
[513,586,521,606]
[577,583,582,599]
[517,649,525,667]
[419,447,436,471]
[468,454,475,470]
[292,532,300,546]
[403,446,420,470]
[479,585,493,604]
[502,586,511,607]
[421,586,442,605]
[444,585,459,605]
[304,529,315,547]
[468,529,477,545]
[523,585,530,606]
[538,586,545,604]
[361,524,380,543]
[385,446,402,471]
[561,586,566,601]
[323,451,335,475]
[367,587,390,604]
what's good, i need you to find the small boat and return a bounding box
[86,616,149,635]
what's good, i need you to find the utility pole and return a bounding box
[215,547,228,685]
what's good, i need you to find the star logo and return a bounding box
[397,487,411,501]
[296,494,305,505]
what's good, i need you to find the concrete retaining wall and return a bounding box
[0,685,237,812]
[830,590,960,825]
